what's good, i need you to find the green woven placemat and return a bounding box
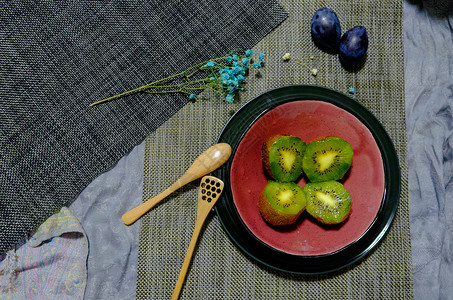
[137,1,413,299]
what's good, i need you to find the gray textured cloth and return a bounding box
[0,0,288,253]
[404,1,453,299]
[69,141,144,300]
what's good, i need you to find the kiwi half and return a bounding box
[259,181,307,226]
[262,135,306,182]
[302,136,353,182]
[304,181,352,224]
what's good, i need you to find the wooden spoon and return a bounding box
[121,143,231,225]
[171,175,224,300]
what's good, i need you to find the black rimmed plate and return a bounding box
[213,85,400,275]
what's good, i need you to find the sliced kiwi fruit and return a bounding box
[262,135,306,182]
[304,181,352,224]
[302,136,353,182]
[259,181,307,226]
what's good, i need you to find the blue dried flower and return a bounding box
[90,50,266,107]
[232,66,243,75]
[253,62,262,69]
[221,73,230,81]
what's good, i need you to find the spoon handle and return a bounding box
[171,215,206,300]
[121,173,194,225]
[121,182,175,225]
[121,143,231,225]
[171,176,224,300]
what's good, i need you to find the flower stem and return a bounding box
[90,71,190,106]
[89,50,245,106]
[89,87,143,106]
[90,68,211,106]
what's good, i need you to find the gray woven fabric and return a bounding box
[138,1,412,299]
[404,1,453,298]
[0,0,288,253]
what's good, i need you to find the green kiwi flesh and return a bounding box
[304,181,352,224]
[266,135,306,182]
[259,181,306,226]
[302,136,353,182]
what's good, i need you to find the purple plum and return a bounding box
[310,8,341,50]
[339,26,369,64]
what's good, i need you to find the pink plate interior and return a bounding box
[230,100,385,256]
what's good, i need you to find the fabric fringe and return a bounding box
[0,248,18,285]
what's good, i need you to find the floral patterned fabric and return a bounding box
[0,207,87,299]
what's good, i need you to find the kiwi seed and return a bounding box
[262,135,306,182]
[258,181,306,226]
[304,180,352,224]
[302,136,353,182]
